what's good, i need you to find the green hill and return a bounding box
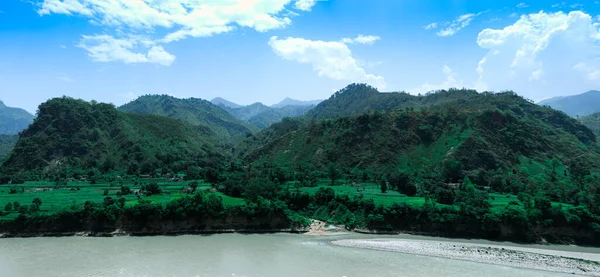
[539,90,600,118]
[1,97,224,180]
[0,134,17,160]
[119,95,256,143]
[580,112,600,135]
[240,89,599,201]
[0,100,35,135]
[223,102,314,129]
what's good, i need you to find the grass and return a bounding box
[0,179,245,221]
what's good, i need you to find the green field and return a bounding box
[0,179,245,221]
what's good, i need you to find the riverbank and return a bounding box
[331,238,600,276]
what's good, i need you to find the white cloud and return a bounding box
[60,45,67,49]
[341,35,381,45]
[78,35,175,66]
[509,12,519,18]
[294,0,317,11]
[268,36,386,89]
[118,91,139,100]
[437,13,480,37]
[36,0,311,64]
[424,22,438,30]
[552,2,567,8]
[517,3,529,8]
[56,75,74,82]
[570,3,583,9]
[412,65,463,94]
[476,11,600,100]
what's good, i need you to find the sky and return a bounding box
[1,0,599,113]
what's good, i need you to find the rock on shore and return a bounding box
[331,239,600,276]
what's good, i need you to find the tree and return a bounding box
[4,202,13,212]
[189,181,199,193]
[380,179,388,193]
[12,201,20,210]
[120,185,132,196]
[328,162,341,186]
[145,182,162,196]
[32,198,42,208]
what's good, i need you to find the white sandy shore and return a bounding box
[331,238,600,276]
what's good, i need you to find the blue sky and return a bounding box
[1,0,599,113]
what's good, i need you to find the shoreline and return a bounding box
[330,238,600,276]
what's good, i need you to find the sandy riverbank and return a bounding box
[331,238,600,276]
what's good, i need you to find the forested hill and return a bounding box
[119,95,256,142]
[0,97,224,181]
[581,112,600,135]
[0,135,17,160]
[0,100,34,135]
[539,90,600,118]
[240,89,600,199]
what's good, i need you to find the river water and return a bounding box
[0,233,598,277]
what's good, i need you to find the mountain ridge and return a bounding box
[538,90,600,118]
[0,100,35,135]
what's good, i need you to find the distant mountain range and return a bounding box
[210,97,320,129]
[538,90,600,118]
[0,100,34,135]
[271,97,323,108]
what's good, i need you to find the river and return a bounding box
[1,233,599,277]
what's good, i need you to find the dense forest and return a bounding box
[2,85,600,245]
[0,97,225,182]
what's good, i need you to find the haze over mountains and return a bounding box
[211,97,321,129]
[539,90,600,118]
[0,100,34,135]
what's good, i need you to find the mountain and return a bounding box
[0,100,35,135]
[211,97,243,109]
[119,95,256,142]
[0,134,17,160]
[240,89,599,196]
[271,97,322,108]
[538,90,600,117]
[580,112,600,135]
[223,102,314,129]
[1,97,224,179]
[304,83,481,120]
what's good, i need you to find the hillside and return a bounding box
[539,90,600,117]
[0,100,35,135]
[240,89,600,201]
[272,97,322,108]
[581,112,600,135]
[0,135,17,160]
[1,97,224,180]
[211,97,242,109]
[224,102,314,129]
[119,95,256,142]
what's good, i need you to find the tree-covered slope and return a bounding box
[211,97,242,109]
[224,102,314,129]
[119,95,256,142]
[1,97,224,180]
[0,100,35,135]
[271,97,322,108]
[240,90,600,200]
[539,90,600,118]
[0,134,17,160]
[580,112,600,135]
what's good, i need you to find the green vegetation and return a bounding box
[1,97,225,182]
[2,85,600,245]
[119,94,256,142]
[580,112,600,135]
[0,100,34,135]
[0,135,17,160]
[539,90,600,117]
